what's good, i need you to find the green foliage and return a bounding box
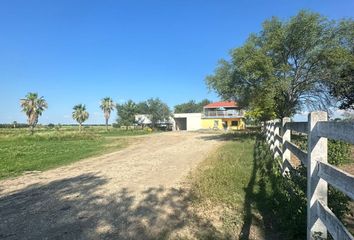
[20,92,48,133]
[100,97,115,129]
[72,104,89,131]
[206,10,354,120]
[0,127,149,179]
[0,123,29,128]
[292,134,352,166]
[142,98,171,128]
[328,139,352,165]
[174,99,211,113]
[193,132,352,239]
[325,19,354,110]
[259,135,351,239]
[256,139,307,239]
[193,133,256,206]
[117,98,171,129]
[116,100,138,128]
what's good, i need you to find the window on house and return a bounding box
[231,121,238,126]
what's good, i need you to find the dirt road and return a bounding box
[0,132,222,240]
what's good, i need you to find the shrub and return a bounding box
[257,134,351,239]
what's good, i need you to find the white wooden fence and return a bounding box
[265,111,354,240]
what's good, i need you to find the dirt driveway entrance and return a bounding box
[0,132,222,239]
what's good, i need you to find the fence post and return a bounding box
[266,121,270,144]
[307,111,328,240]
[270,121,275,152]
[274,119,280,158]
[282,117,291,175]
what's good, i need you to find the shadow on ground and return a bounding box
[198,132,258,142]
[0,174,223,240]
[238,134,309,240]
[238,135,280,240]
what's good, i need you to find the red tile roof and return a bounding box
[204,101,238,109]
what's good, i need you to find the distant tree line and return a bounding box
[174,99,211,113]
[0,123,29,128]
[17,94,213,133]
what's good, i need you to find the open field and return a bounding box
[1,130,352,239]
[0,132,223,240]
[0,127,150,179]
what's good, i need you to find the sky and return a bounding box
[0,0,353,124]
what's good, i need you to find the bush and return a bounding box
[257,134,351,239]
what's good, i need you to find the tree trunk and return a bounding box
[106,118,109,131]
[79,123,82,132]
[29,125,34,135]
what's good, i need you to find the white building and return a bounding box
[135,113,202,131]
[172,113,202,131]
[135,114,152,125]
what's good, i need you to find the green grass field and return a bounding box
[0,126,150,179]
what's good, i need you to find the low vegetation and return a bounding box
[0,127,150,179]
[191,132,353,239]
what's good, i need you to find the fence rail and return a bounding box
[265,111,354,240]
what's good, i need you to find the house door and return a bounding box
[222,121,228,130]
[213,120,219,129]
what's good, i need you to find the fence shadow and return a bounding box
[238,135,280,240]
[238,134,310,240]
[198,131,258,142]
[0,174,223,240]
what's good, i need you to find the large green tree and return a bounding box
[100,97,115,130]
[174,99,211,113]
[20,92,48,133]
[325,20,354,110]
[143,98,171,128]
[72,104,89,132]
[207,11,353,120]
[116,100,138,128]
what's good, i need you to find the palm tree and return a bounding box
[20,92,48,134]
[100,97,115,130]
[72,104,89,132]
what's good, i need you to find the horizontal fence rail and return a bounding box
[265,112,354,240]
[316,121,354,145]
[317,200,354,240]
[285,121,308,134]
[317,162,354,200]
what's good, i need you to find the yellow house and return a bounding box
[201,101,246,130]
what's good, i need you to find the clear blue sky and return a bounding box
[0,0,353,124]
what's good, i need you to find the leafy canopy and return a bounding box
[72,104,89,125]
[206,10,354,120]
[144,98,171,127]
[20,92,48,130]
[174,99,211,113]
[100,97,115,119]
[116,100,138,127]
[116,98,171,128]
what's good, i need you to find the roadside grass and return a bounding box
[190,132,294,239]
[192,133,256,208]
[191,132,275,239]
[191,132,353,239]
[0,127,150,179]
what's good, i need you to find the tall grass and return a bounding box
[0,127,149,179]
